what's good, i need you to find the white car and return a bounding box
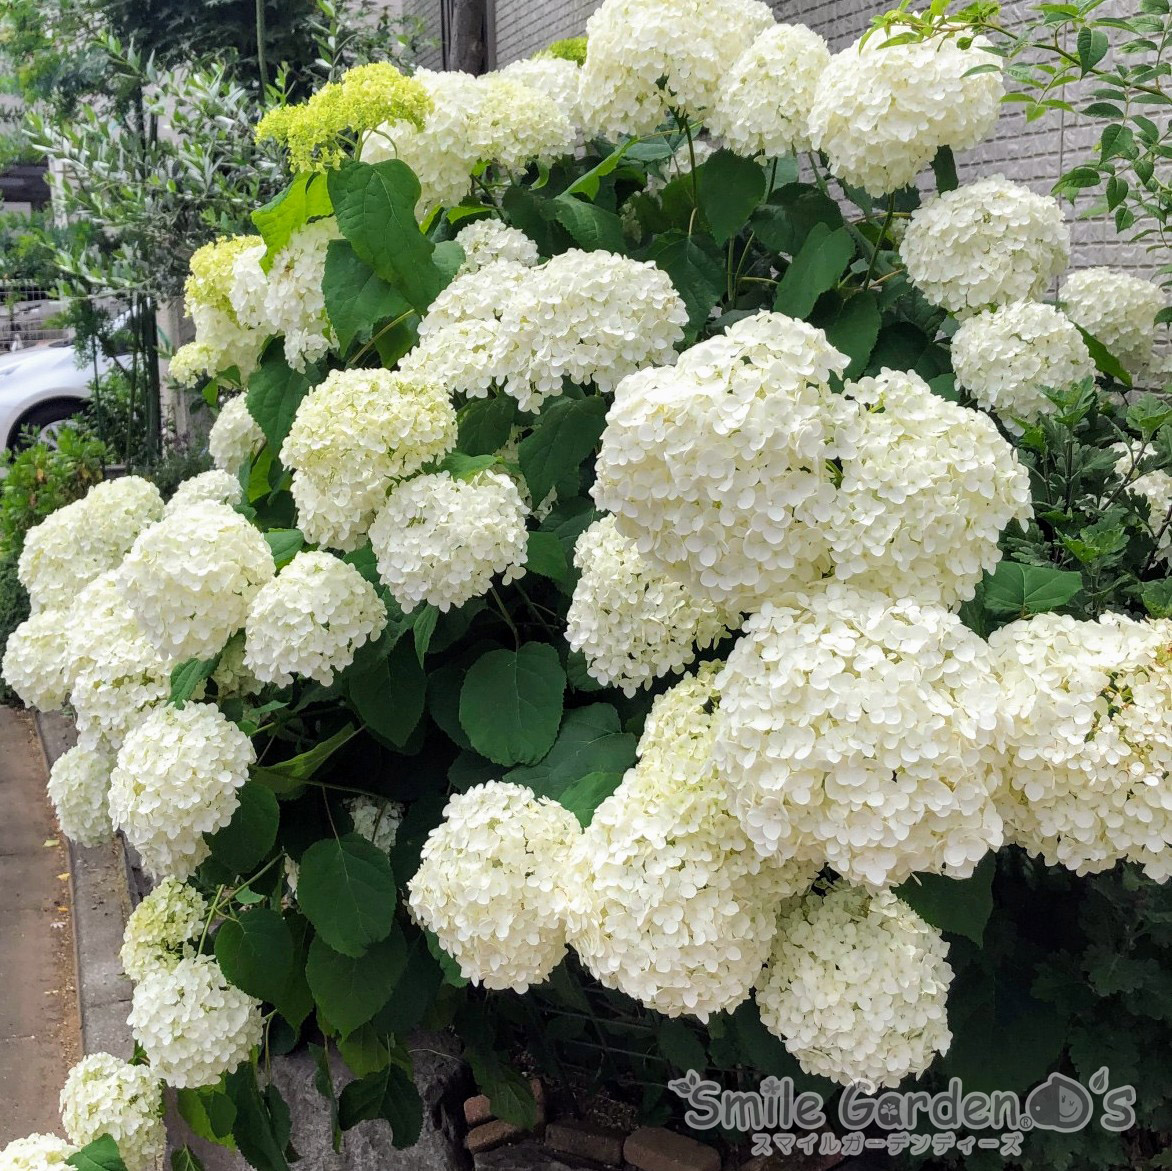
[0,343,119,450]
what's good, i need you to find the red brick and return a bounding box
[544,1119,626,1166]
[624,1127,721,1171]
[466,1094,494,1126]
[466,1120,523,1153]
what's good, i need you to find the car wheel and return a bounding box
[9,400,86,451]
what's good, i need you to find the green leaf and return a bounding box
[819,291,880,380]
[253,172,333,267]
[226,1064,290,1171]
[264,529,304,568]
[348,637,426,747]
[518,395,608,506]
[322,239,413,354]
[1075,324,1133,387]
[645,234,724,335]
[177,1087,237,1144]
[896,855,995,945]
[466,1049,538,1129]
[207,783,280,874]
[1126,393,1172,438]
[169,656,218,707]
[436,451,499,481]
[297,834,398,957]
[247,348,321,453]
[658,1018,708,1072]
[773,223,854,318]
[412,605,439,665]
[982,560,1082,618]
[931,145,959,193]
[1144,578,1172,618]
[1077,25,1110,72]
[215,907,295,1007]
[551,195,626,252]
[505,704,636,797]
[370,930,445,1036]
[306,928,408,1037]
[525,530,570,584]
[171,1148,205,1171]
[554,770,624,827]
[457,395,517,456]
[328,160,442,312]
[698,149,766,245]
[338,1062,423,1146]
[338,1025,394,1078]
[564,136,639,200]
[251,724,358,797]
[460,642,566,766]
[67,1137,130,1171]
[750,184,843,256]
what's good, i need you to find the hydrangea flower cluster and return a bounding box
[991,613,1172,879]
[128,954,263,1089]
[2,608,71,710]
[901,177,1071,317]
[1060,267,1167,376]
[830,369,1033,607]
[281,368,457,551]
[18,476,163,613]
[47,738,113,847]
[108,702,255,880]
[208,394,264,474]
[455,218,539,273]
[593,312,856,611]
[755,885,953,1087]
[163,468,243,516]
[119,500,275,661]
[577,0,775,137]
[808,33,1003,197]
[707,24,829,158]
[0,1134,75,1169]
[407,781,582,992]
[120,876,208,983]
[498,56,582,127]
[714,583,1007,889]
[59,1053,165,1171]
[952,300,1096,426]
[369,469,529,612]
[347,795,405,855]
[244,550,387,686]
[260,218,339,370]
[567,666,816,1020]
[565,515,737,695]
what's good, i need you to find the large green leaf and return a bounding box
[322,239,413,354]
[551,194,626,252]
[698,149,766,245]
[466,1049,538,1129]
[896,854,995,946]
[645,233,724,335]
[982,560,1082,618]
[460,642,566,766]
[348,637,426,747]
[505,704,636,797]
[207,783,279,874]
[750,183,844,256]
[169,656,219,707]
[297,834,397,957]
[458,395,517,456]
[215,907,295,1007]
[67,1138,130,1171]
[554,771,624,827]
[773,223,854,317]
[246,348,321,454]
[518,395,608,506]
[818,290,881,380]
[226,1065,290,1171]
[337,1063,423,1146]
[253,172,333,267]
[370,930,445,1036]
[176,1087,237,1145]
[328,160,442,312]
[250,724,358,799]
[306,928,408,1037]
[525,530,570,585]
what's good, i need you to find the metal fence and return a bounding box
[0,280,69,352]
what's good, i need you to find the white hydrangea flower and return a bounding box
[756,885,953,1088]
[808,33,1003,197]
[469,74,575,173]
[128,954,263,1089]
[168,342,217,387]
[0,1134,75,1170]
[18,476,164,613]
[2,608,71,710]
[417,259,531,332]
[455,219,539,274]
[1060,267,1166,377]
[828,369,1033,608]
[282,368,457,551]
[120,501,275,662]
[370,469,529,613]
[706,24,829,158]
[492,250,688,410]
[164,469,244,517]
[991,612,1172,879]
[244,551,386,686]
[566,515,737,696]
[498,56,582,127]
[400,317,506,398]
[901,177,1071,317]
[346,795,404,854]
[208,396,264,474]
[120,877,209,984]
[714,583,1007,889]
[578,0,774,138]
[408,781,582,992]
[594,312,857,611]
[60,1053,165,1171]
[108,703,255,880]
[952,301,1096,426]
[567,666,816,1020]
[225,238,270,332]
[263,218,339,371]
[47,736,114,847]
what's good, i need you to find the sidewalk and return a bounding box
[0,706,80,1145]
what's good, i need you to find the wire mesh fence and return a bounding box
[0,280,69,351]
